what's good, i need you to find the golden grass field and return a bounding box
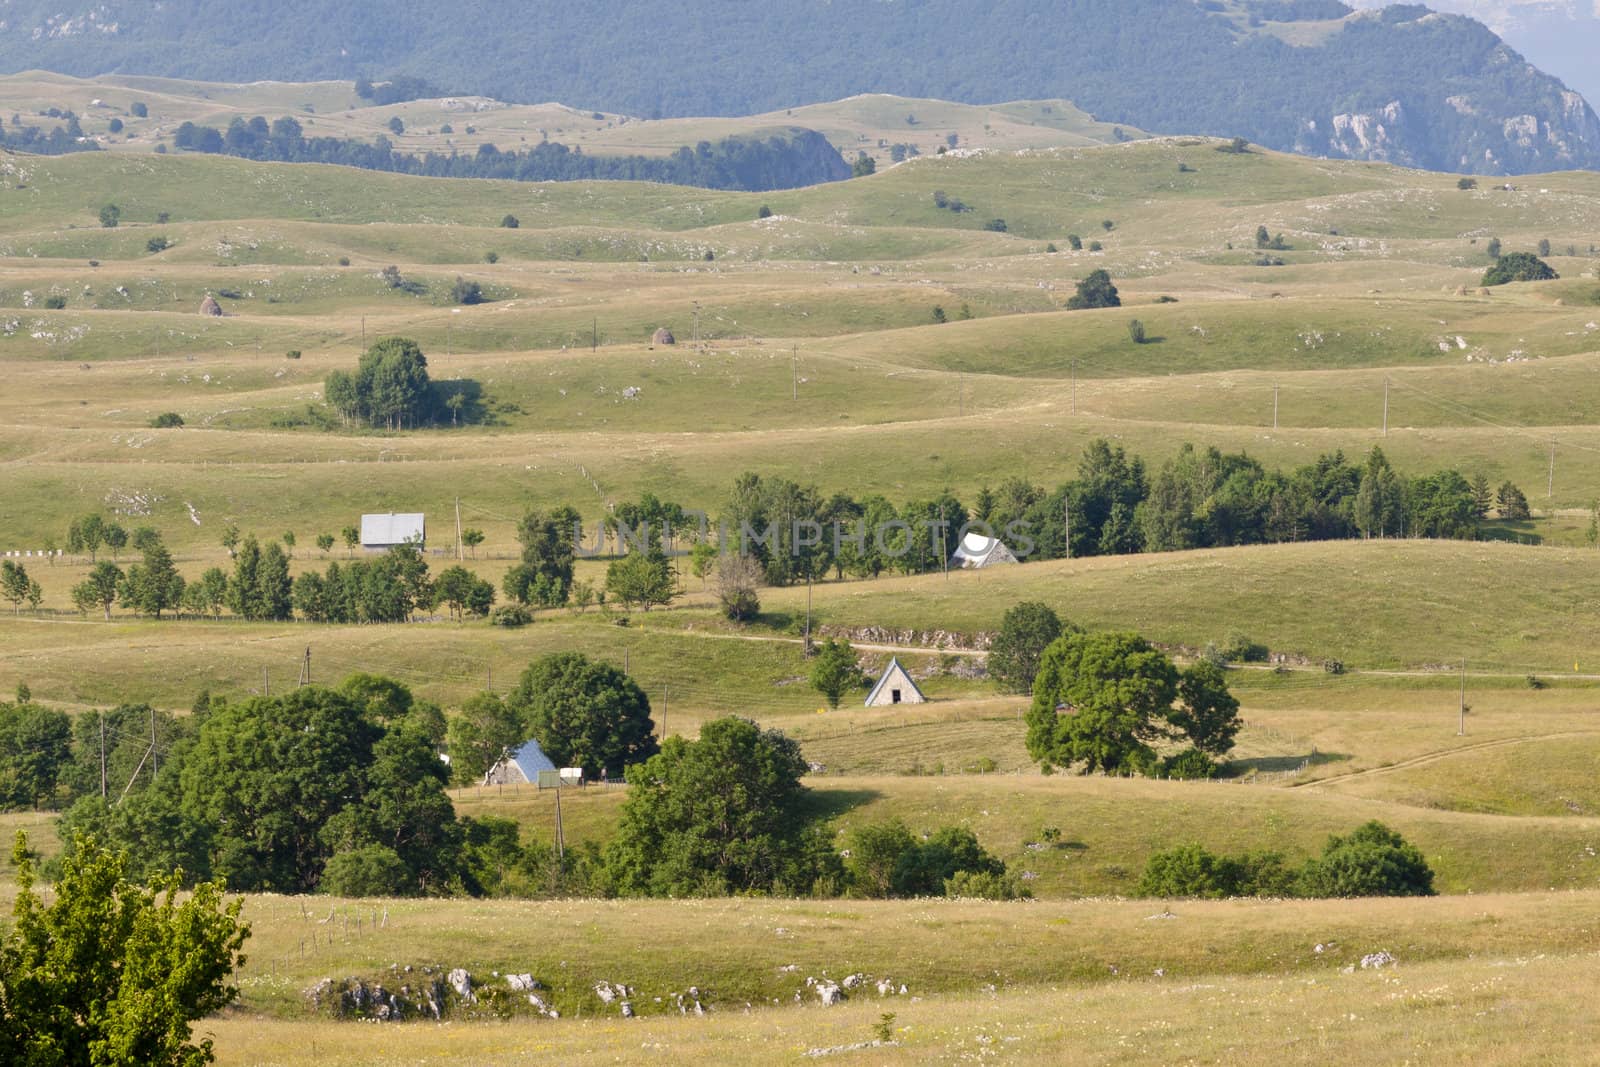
[4,73,1600,1061]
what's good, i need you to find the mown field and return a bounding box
[3,86,1600,1062]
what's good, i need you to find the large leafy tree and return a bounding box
[446,693,525,784]
[502,507,578,607]
[118,537,184,619]
[601,717,834,896]
[988,601,1069,694]
[0,832,249,1066]
[1297,821,1435,898]
[1026,630,1178,775]
[1482,251,1557,286]
[0,702,72,809]
[72,562,123,620]
[604,551,675,612]
[510,653,658,777]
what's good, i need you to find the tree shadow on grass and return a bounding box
[802,787,885,821]
[1223,751,1351,777]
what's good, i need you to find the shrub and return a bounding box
[451,277,485,305]
[108,117,124,134]
[1457,177,1476,190]
[150,412,184,428]
[1483,252,1557,286]
[982,218,1007,232]
[1137,843,1291,898]
[758,204,772,219]
[1066,234,1082,250]
[500,214,520,229]
[1088,240,1103,252]
[489,604,533,628]
[146,235,171,253]
[931,305,947,323]
[1297,821,1435,898]
[285,349,302,360]
[1526,674,1547,690]
[944,869,1030,900]
[1216,136,1250,154]
[130,101,148,118]
[1128,318,1146,344]
[1485,237,1502,259]
[98,204,121,228]
[42,295,67,310]
[1159,748,1218,780]
[1323,658,1345,675]
[1155,294,1179,303]
[1537,238,1552,257]
[1045,242,1058,253]
[337,256,351,266]
[484,251,499,264]
[1066,269,1119,309]
[321,844,414,896]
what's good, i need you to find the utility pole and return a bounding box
[486,666,492,692]
[150,708,158,779]
[1548,437,1556,498]
[1382,378,1389,437]
[1071,360,1077,414]
[263,667,270,697]
[1273,384,1279,429]
[661,684,668,741]
[553,781,565,860]
[455,497,464,561]
[361,316,366,348]
[1458,658,1467,736]
[99,712,107,800]
[805,572,814,651]
[792,345,798,401]
[299,646,311,687]
[624,648,630,675]
[1064,498,1072,559]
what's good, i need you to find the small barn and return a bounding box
[198,295,222,316]
[360,512,425,551]
[950,531,1019,569]
[865,657,926,707]
[651,327,676,346]
[483,739,557,787]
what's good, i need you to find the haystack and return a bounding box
[651,327,675,345]
[199,295,222,316]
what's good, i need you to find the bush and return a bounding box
[1323,658,1345,675]
[130,101,148,118]
[1066,234,1082,250]
[285,349,302,360]
[1457,177,1476,190]
[758,204,773,219]
[1066,269,1120,309]
[451,277,485,305]
[1136,843,1292,898]
[488,604,533,628]
[944,869,1030,900]
[484,251,499,264]
[1297,821,1435,898]
[146,235,171,253]
[1159,747,1218,780]
[1128,318,1146,344]
[1220,632,1268,662]
[982,218,1007,232]
[42,295,67,310]
[149,411,184,429]
[1216,136,1251,154]
[1088,240,1103,252]
[1485,236,1502,259]
[500,214,520,229]
[1483,252,1557,286]
[321,844,414,896]
[337,256,351,266]
[98,204,120,229]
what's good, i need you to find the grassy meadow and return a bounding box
[3,76,1600,1061]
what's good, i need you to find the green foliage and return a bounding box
[502,508,578,607]
[145,235,171,253]
[118,536,184,619]
[601,717,835,896]
[446,693,525,784]
[1136,842,1291,898]
[1169,661,1240,757]
[320,844,412,897]
[325,336,434,429]
[434,565,495,619]
[149,411,184,428]
[98,203,121,228]
[0,832,250,1066]
[500,214,520,228]
[0,702,72,809]
[604,552,675,612]
[1127,318,1146,344]
[1482,252,1557,286]
[809,638,867,709]
[41,294,66,309]
[1066,234,1083,250]
[450,276,485,305]
[715,552,762,621]
[843,820,1013,899]
[1485,236,1502,259]
[488,604,533,628]
[510,652,658,777]
[987,601,1068,694]
[851,152,876,178]
[1026,630,1177,775]
[1297,821,1436,898]
[1457,176,1476,190]
[1216,137,1251,154]
[982,218,1007,232]
[71,562,123,620]
[1066,269,1120,310]
[0,561,42,615]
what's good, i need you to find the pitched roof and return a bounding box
[506,739,557,781]
[865,656,926,706]
[951,531,1018,567]
[360,512,425,546]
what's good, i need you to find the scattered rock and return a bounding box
[1360,951,1397,969]
[447,968,475,1004]
[506,973,542,992]
[817,981,845,1006]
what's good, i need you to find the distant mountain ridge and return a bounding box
[3,0,1598,174]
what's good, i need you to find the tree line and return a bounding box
[170,116,850,191]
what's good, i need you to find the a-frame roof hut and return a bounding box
[865,657,927,707]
